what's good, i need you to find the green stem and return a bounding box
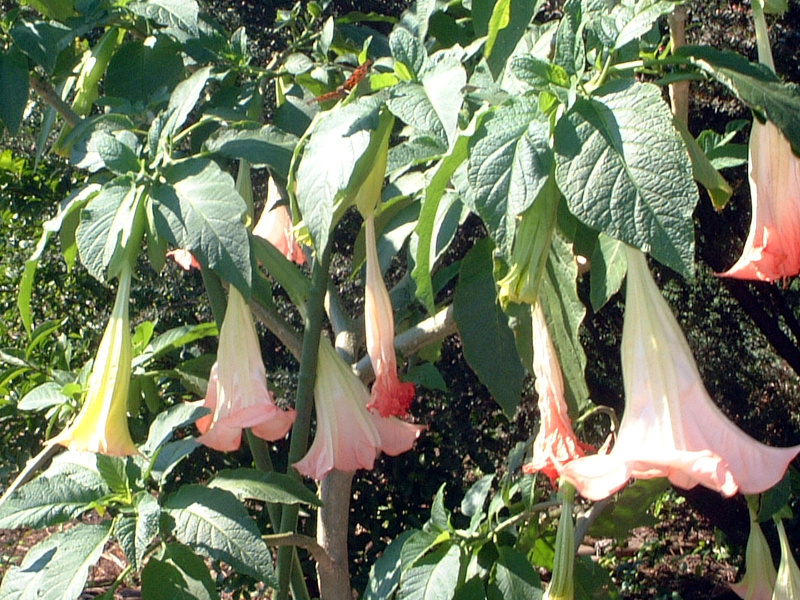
[752,5,776,72]
[276,244,332,599]
[200,268,227,329]
[245,430,312,600]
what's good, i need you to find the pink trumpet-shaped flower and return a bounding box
[294,339,423,480]
[193,286,296,451]
[252,177,306,266]
[167,249,200,271]
[561,246,800,501]
[773,518,800,600]
[718,119,800,282]
[523,303,592,484]
[731,506,777,600]
[363,215,415,418]
[49,265,139,456]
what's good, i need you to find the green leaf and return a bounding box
[454,239,525,415]
[429,483,452,533]
[141,402,210,457]
[477,0,541,78]
[573,556,620,600]
[677,45,800,154]
[553,0,584,78]
[400,530,444,570]
[21,0,76,21]
[0,47,29,135]
[133,322,218,368]
[114,492,161,569]
[0,523,110,600]
[589,233,627,311]
[17,381,69,411]
[295,98,384,252]
[0,473,106,528]
[398,544,461,600]
[76,177,139,282]
[554,81,697,276]
[757,472,792,522]
[673,116,732,210]
[164,485,275,584]
[157,65,212,143]
[461,474,494,518]
[607,0,677,50]
[141,543,220,600]
[387,58,466,149]
[129,0,200,36]
[412,134,469,313]
[511,55,570,91]
[588,478,669,539]
[405,362,448,392]
[10,20,72,74]
[454,577,487,600]
[488,546,543,600]
[207,468,322,507]
[151,157,252,296]
[150,438,201,484]
[363,530,415,600]
[486,0,511,57]
[105,37,185,106]
[538,230,590,414]
[390,27,426,79]
[468,98,552,256]
[204,125,298,179]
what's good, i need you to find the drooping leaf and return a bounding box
[605,0,677,50]
[207,469,322,507]
[10,20,73,74]
[0,47,30,135]
[164,485,275,584]
[488,546,543,600]
[141,543,220,600]
[0,523,110,600]
[151,157,252,296]
[453,239,525,415]
[554,80,697,276]
[140,403,211,457]
[673,116,733,210]
[400,530,445,571]
[128,0,200,36]
[17,382,70,411]
[397,544,461,600]
[589,233,628,311]
[150,438,201,484]
[467,97,552,257]
[588,478,669,539]
[133,322,218,368]
[677,45,800,154]
[475,0,541,78]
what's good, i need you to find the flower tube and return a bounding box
[545,484,576,600]
[364,214,415,417]
[294,339,423,480]
[561,246,800,500]
[523,303,591,484]
[731,504,777,600]
[49,265,139,456]
[252,177,306,266]
[193,285,296,451]
[773,517,800,600]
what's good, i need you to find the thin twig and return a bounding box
[264,532,335,576]
[29,73,82,128]
[0,443,61,506]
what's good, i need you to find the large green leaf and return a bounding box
[676,45,800,155]
[0,523,110,600]
[157,65,212,144]
[164,485,275,584]
[387,57,466,149]
[0,471,106,528]
[574,557,620,600]
[105,37,185,106]
[128,0,200,36]
[397,544,461,600]
[140,402,210,457]
[474,0,541,78]
[589,233,627,311]
[10,20,72,74]
[114,492,161,570]
[588,478,668,539]
[17,381,70,411]
[207,469,322,507]
[467,97,552,256]
[133,322,218,368]
[75,176,139,281]
[363,530,415,600]
[453,239,525,415]
[0,47,29,135]
[554,81,697,276]
[141,543,220,600]
[204,125,298,179]
[539,231,590,414]
[295,97,383,252]
[151,157,251,296]
[488,546,543,600]
[602,0,676,50]
[389,27,427,78]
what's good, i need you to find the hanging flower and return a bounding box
[718,119,800,282]
[167,249,201,271]
[731,504,777,600]
[523,303,591,484]
[252,177,306,266]
[773,517,800,600]
[49,265,139,456]
[294,339,423,480]
[193,285,296,451]
[561,246,800,501]
[363,214,415,418]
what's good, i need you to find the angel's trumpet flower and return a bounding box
[294,339,423,480]
[252,177,306,266]
[49,265,139,456]
[561,246,800,500]
[731,504,777,600]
